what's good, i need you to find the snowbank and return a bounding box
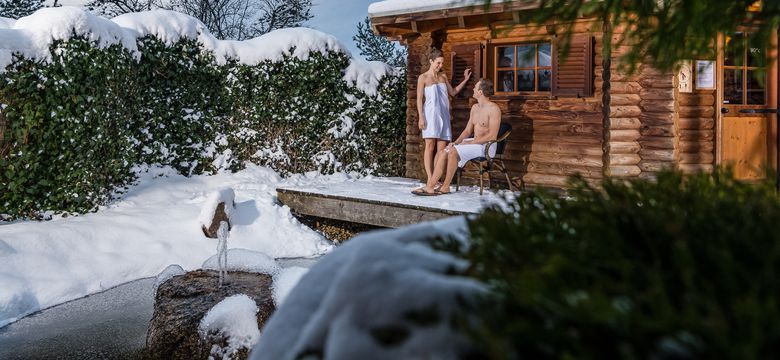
[250,216,486,360]
[0,7,385,89]
[368,0,484,18]
[199,294,261,358]
[0,164,338,328]
[271,267,309,306]
[0,17,15,29]
[343,60,397,97]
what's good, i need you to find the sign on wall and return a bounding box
[695,60,715,90]
[678,60,693,93]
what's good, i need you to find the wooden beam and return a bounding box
[458,16,465,28]
[411,20,418,33]
[276,189,470,228]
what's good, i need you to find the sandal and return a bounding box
[412,188,440,196]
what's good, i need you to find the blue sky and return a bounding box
[307,0,378,59]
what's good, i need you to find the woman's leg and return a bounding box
[423,138,436,181]
[434,140,448,185]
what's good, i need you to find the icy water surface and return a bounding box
[0,257,319,359]
[0,278,155,359]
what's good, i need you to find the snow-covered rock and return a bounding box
[249,216,486,360]
[198,187,235,238]
[199,294,261,360]
[153,264,186,294]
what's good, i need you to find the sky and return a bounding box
[308,0,379,59]
[43,0,383,60]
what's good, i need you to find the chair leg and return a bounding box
[504,170,513,192]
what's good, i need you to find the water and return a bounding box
[0,278,155,360]
[0,258,320,359]
[217,221,229,287]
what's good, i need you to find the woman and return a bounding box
[416,48,472,187]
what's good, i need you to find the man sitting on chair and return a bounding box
[413,78,501,196]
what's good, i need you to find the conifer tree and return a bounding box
[354,16,406,68]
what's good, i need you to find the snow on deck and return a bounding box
[277,176,506,215]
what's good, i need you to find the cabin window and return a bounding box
[494,42,552,94]
[723,32,766,105]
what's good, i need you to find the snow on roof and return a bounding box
[368,0,484,18]
[0,7,397,94]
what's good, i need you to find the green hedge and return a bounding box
[453,169,780,359]
[0,36,405,219]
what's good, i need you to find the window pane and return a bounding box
[724,33,744,67]
[517,70,535,91]
[723,69,743,104]
[538,43,552,67]
[497,70,515,92]
[517,45,535,68]
[747,39,766,67]
[538,69,551,91]
[747,69,765,105]
[497,47,514,68]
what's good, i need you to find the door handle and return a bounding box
[721,108,729,114]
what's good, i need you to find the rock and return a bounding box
[201,202,231,239]
[145,270,274,360]
[199,188,235,238]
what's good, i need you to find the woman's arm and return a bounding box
[446,68,472,97]
[416,76,426,131]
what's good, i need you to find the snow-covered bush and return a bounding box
[0,8,405,219]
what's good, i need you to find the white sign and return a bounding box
[695,60,715,90]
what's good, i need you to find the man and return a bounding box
[413,78,501,196]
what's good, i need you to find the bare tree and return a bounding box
[252,0,312,35]
[0,0,44,19]
[89,0,312,40]
[87,0,160,17]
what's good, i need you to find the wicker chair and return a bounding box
[455,122,520,195]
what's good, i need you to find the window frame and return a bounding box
[722,32,767,105]
[492,41,553,96]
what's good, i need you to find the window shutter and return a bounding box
[450,43,483,98]
[552,34,593,97]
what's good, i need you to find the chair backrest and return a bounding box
[495,122,512,155]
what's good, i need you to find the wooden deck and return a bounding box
[276,177,502,228]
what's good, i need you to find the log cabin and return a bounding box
[368,0,778,189]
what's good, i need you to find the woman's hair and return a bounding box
[427,48,443,62]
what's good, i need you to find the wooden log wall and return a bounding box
[676,90,716,174]
[404,23,605,189]
[402,19,713,189]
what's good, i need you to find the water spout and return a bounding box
[216,221,229,286]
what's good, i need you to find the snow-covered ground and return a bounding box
[0,165,345,328]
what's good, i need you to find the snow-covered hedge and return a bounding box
[0,8,405,219]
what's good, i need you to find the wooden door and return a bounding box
[719,32,778,180]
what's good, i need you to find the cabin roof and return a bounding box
[368,0,541,39]
[368,0,484,18]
